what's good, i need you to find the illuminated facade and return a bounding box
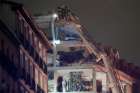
[34,6,140,93]
[0,1,140,93]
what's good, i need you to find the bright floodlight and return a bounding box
[52,13,58,18]
[52,40,61,44]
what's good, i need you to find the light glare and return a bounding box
[52,13,58,18]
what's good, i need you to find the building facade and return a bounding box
[0,1,51,93]
[0,1,140,93]
[34,6,140,93]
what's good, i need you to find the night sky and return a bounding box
[12,0,140,66]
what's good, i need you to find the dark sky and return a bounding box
[13,0,140,66]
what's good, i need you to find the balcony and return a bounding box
[17,32,47,74]
[0,51,45,93]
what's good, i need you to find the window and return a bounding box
[38,71,41,87]
[20,50,23,68]
[43,48,47,63]
[14,82,19,93]
[6,47,10,58]
[23,22,27,38]
[11,53,14,62]
[42,77,47,93]
[42,76,45,91]
[19,85,25,93]
[26,26,29,41]
[34,36,38,50]
[43,77,47,92]
[25,56,29,74]
[9,78,13,93]
[25,90,29,93]
[29,61,33,79]
[13,55,17,67]
[14,53,19,68]
[96,80,102,93]
[20,19,25,34]
[32,64,35,79]
[39,42,42,58]
[1,40,4,52]
[29,29,33,45]
[23,53,25,68]
[40,74,43,90]
[0,67,2,81]
[35,67,39,89]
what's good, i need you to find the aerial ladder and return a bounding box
[76,27,124,93]
[56,5,124,93]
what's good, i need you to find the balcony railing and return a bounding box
[18,32,47,74]
[0,51,46,93]
[1,0,48,75]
